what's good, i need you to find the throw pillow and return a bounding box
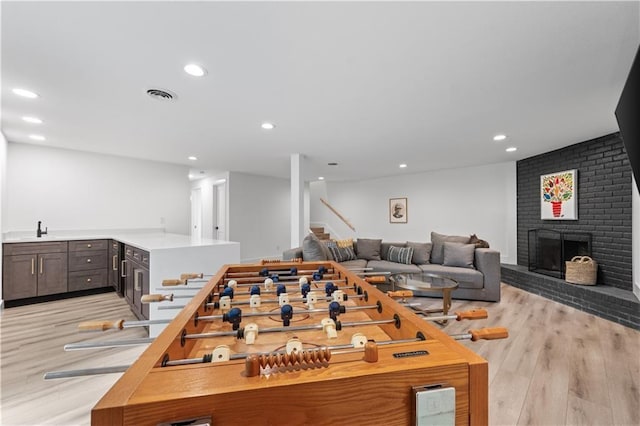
[469,234,490,248]
[302,233,328,261]
[387,245,414,265]
[430,231,471,264]
[326,242,357,262]
[334,238,354,248]
[356,238,382,260]
[406,241,431,264]
[443,242,476,269]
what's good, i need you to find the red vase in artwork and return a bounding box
[551,201,562,217]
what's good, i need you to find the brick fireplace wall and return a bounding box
[516,133,633,290]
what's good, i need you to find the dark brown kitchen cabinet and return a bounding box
[123,244,149,320]
[67,239,109,291]
[2,242,68,300]
[108,240,123,295]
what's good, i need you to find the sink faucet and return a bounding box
[37,221,48,238]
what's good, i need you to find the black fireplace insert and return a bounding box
[528,229,592,279]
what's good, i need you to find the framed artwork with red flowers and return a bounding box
[541,169,577,220]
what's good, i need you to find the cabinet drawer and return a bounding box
[68,250,108,271]
[69,239,108,252]
[68,270,108,291]
[3,241,68,256]
[125,245,149,265]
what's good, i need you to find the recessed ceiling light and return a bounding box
[184,63,207,77]
[188,156,198,161]
[12,88,39,99]
[29,134,45,141]
[506,147,517,152]
[493,134,507,141]
[261,122,275,130]
[318,176,325,180]
[399,163,408,168]
[22,116,43,124]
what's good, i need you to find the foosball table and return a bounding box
[59,261,508,425]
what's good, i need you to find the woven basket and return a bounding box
[565,256,597,285]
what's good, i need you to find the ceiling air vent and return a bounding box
[146,88,176,101]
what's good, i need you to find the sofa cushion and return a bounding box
[368,260,422,274]
[406,241,431,265]
[387,246,414,265]
[338,259,368,269]
[326,242,357,262]
[381,242,406,260]
[418,264,484,289]
[443,242,476,269]
[430,232,470,264]
[302,233,329,261]
[356,238,382,260]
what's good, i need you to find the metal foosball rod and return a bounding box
[64,337,155,350]
[46,325,510,379]
[184,317,397,340]
[225,266,333,278]
[44,365,130,380]
[418,309,489,323]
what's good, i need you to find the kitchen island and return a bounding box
[2,230,240,337]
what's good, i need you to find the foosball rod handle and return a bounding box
[456,308,488,321]
[387,290,414,298]
[469,327,509,341]
[162,279,186,286]
[78,319,124,331]
[141,294,173,303]
[180,273,204,280]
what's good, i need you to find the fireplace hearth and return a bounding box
[528,229,592,279]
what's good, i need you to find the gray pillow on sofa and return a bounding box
[430,231,470,264]
[387,245,414,265]
[443,242,476,269]
[302,233,328,261]
[356,238,382,260]
[406,241,431,264]
[326,242,357,262]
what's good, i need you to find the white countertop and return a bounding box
[2,229,239,251]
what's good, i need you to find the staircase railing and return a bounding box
[320,198,356,232]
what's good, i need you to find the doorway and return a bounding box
[191,187,202,239]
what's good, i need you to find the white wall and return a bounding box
[228,171,290,262]
[310,161,518,264]
[0,132,8,303]
[5,143,190,234]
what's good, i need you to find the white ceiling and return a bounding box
[2,1,639,182]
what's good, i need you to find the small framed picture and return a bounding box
[389,198,408,223]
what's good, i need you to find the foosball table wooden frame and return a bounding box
[91,261,489,425]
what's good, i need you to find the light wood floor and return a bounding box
[1,284,638,425]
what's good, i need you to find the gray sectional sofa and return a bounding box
[283,232,501,302]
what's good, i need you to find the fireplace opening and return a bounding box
[528,229,592,279]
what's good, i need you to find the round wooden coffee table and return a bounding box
[389,272,458,316]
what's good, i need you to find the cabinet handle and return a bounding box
[121,260,127,277]
[134,269,141,291]
[87,243,92,248]
[112,255,118,271]
[87,278,92,283]
[31,257,35,275]
[86,258,92,263]
[39,257,43,275]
